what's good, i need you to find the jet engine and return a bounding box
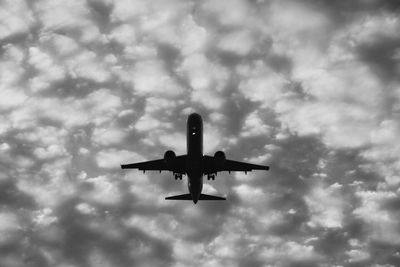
[164,150,176,167]
[214,150,226,169]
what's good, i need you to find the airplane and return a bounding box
[121,113,269,204]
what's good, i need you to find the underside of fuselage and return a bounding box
[186,113,204,203]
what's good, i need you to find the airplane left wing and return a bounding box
[121,155,187,174]
[203,155,269,174]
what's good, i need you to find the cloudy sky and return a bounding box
[1,0,400,266]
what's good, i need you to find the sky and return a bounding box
[1,0,400,266]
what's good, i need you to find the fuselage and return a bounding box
[186,113,203,203]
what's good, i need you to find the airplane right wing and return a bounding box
[121,155,187,174]
[203,155,269,174]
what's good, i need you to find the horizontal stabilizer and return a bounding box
[165,194,192,200]
[199,194,226,200]
[165,193,225,201]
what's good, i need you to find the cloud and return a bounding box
[305,182,345,228]
[133,60,184,97]
[96,149,143,169]
[0,0,34,40]
[179,53,229,109]
[92,126,127,146]
[2,0,400,266]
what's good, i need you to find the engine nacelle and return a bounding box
[214,151,226,168]
[164,150,176,166]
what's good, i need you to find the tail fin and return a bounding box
[165,193,226,201]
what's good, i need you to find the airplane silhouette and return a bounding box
[121,113,269,204]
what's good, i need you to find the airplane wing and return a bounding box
[121,155,186,174]
[203,155,269,174]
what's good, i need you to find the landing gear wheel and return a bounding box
[174,173,183,180]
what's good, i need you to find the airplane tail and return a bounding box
[165,193,226,201]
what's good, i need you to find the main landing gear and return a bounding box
[174,173,183,180]
[207,173,216,180]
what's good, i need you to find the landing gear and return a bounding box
[174,173,183,180]
[207,173,216,180]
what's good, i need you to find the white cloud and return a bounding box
[0,212,19,232]
[18,158,75,207]
[35,0,101,43]
[50,34,80,56]
[346,249,370,263]
[34,144,67,159]
[0,0,34,40]
[180,15,208,55]
[135,115,164,132]
[33,208,58,226]
[303,64,383,107]
[268,1,331,38]
[360,120,400,186]
[173,240,205,265]
[203,124,224,154]
[0,45,25,87]
[180,53,229,92]
[134,97,177,132]
[238,61,288,108]
[16,126,67,146]
[233,184,267,203]
[0,212,20,245]
[66,50,111,83]
[92,126,127,146]
[158,132,186,153]
[241,111,272,137]
[110,0,148,22]
[96,149,143,169]
[347,14,400,44]
[20,89,121,128]
[109,24,137,45]
[305,182,345,228]
[217,30,255,56]
[201,0,252,26]
[83,175,122,205]
[0,89,27,110]
[179,53,229,110]
[133,60,184,97]
[28,46,66,92]
[259,241,321,264]
[2,1,400,266]
[353,190,400,244]
[75,202,96,215]
[125,214,178,240]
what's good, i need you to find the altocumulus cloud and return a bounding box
[1,0,400,266]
